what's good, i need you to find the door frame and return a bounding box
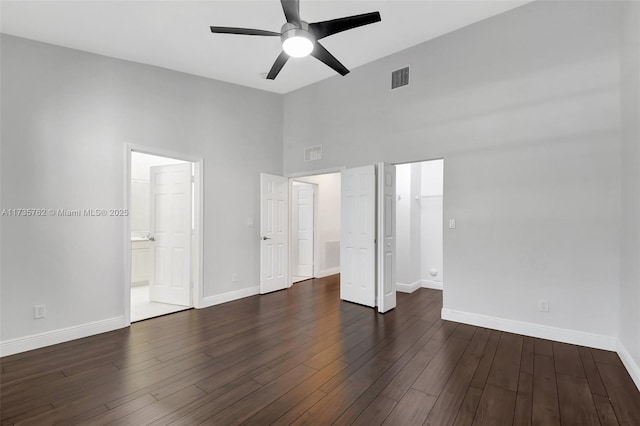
[124,143,204,325]
[286,166,345,288]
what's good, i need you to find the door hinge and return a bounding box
[191,175,195,183]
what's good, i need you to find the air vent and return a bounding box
[304,145,322,162]
[391,67,409,89]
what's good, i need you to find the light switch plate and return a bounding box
[449,219,456,229]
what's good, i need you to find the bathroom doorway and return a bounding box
[127,149,202,322]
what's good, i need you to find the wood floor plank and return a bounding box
[411,336,470,396]
[151,378,263,425]
[381,388,437,426]
[200,364,317,425]
[534,339,554,357]
[270,390,327,426]
[84,393,158,426]
[553,342,586,378]
[290,356,392,425]
[532,354,561,426]
[105,385,207,425]
[578,346,608,397]
[556,373,600,426]
[485,332,523,392]
[333,313,448,425]
[472,384,517,426]
[2,402,56,426]
[424,330,490,426]
[380,337,444,401]
[521,336,535,375]
[591,349,624,367]
[597,362,640,425]
[513,371,533,426]
[453,387,484,426]
[2,275,639,426]
[350,394,397,426]
[469,330,500,390]
[592,394,620,426]
[242,359,347,426]
[13,394,107,426]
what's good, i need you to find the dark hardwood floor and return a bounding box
[2,274,640,425]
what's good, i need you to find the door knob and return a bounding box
[262,236,271,240]
[148,236,155,242]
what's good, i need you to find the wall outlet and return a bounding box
[34,304,46,319]
[538,299,549,312]
[232,273,238,283]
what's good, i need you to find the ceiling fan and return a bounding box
[210,0,381,80]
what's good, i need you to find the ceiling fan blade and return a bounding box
[281,0,301,27]
[309,12,381,40]
[266,51,290,80]
[311,42,349,76]
[210,26,280,36]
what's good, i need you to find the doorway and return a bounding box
[126,148,203,322]
[395,159,444,293]
[289,172,341,286]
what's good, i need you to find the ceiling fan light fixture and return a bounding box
[282,28,314,58]
[210,1,382,79]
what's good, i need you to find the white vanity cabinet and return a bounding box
[131,240,150,286]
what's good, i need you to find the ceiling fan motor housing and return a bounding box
[281,22,315,40]
[281,22,315,57]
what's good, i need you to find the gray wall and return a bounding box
[1,35,283,341]
[284,1,623,338]
[620,0,640,379]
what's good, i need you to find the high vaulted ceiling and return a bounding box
[0,1,532,94]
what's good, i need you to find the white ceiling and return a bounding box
[0,0,532,94]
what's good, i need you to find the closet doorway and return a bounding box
[395,159,444,293]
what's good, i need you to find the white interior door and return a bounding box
[149,163,192,306]
[260,173,289,294]
[377,163,396,313]
[292,183,314,278]
[341,165,376,307]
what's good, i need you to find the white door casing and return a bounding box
[340,165,376,307]
[377,163,397,313]
[149,163,192,307]
[292,183,314,277]
[260,173,289,294]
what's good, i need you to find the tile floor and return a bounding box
[130,284,190,322]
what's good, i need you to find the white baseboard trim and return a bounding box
[396,281,422,293]
[0,316,128,357]
[441,308,617,351]
[617,339,640,392]
[421,280,443,290]
[316,267,340,278]
[201,286,259,308]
